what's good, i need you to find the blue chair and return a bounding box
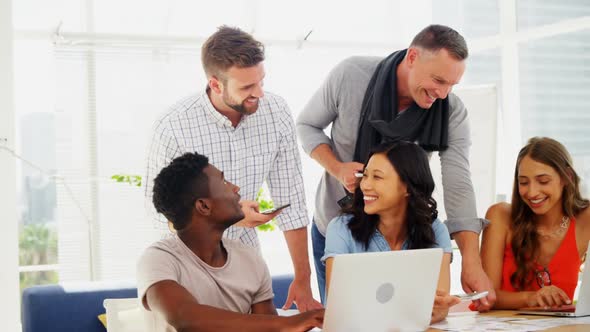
[271,273,295,309]
[21,281,137,332]
[22,274,295,332]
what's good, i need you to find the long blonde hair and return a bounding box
[510,137,589,290]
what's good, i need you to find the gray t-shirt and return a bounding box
[296,55,487,236]
[137,236,274,331]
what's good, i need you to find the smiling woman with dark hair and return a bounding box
[322,141,458,324]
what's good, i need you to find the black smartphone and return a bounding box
[260,203,291,215]
[337,194,353,208]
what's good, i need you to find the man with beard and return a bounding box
[139,152,324,331]
[297,24,496,310]
[145,26,321,312]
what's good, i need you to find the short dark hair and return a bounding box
[152,153,210,230]
[201,25,265,79]
[410,24,468,60]
[345,141,439,250]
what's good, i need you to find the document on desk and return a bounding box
[431,313,547,332]
[510,316,590,331]
[428,312,590,331]
[280,310,590,331]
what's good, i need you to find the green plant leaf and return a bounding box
[111,174,142,187]
[256,220,276,232]
[255,187,277,232]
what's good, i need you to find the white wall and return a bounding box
[0,0,21,329]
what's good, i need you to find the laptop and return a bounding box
[323,248,443,331]
[518,245,590,317]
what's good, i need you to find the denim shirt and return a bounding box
[321,214,453,263]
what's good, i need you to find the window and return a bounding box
[519,28,590,197]
[8,0,590,316]
[14,38,62,291]
[517,0,590,29]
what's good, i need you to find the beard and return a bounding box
[222,90,259,115]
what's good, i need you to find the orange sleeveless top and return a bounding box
[501,218,581,299]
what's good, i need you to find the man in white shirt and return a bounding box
[145,26,320,311]
[139,152,324,331]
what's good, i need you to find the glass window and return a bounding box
[92,0,252,36]
[256,0,403,44]
[517,0,590,30]
[12,0,85,32]
[433,0,500,39]
[20,271,59,291]
[14,39,62,293]
[462,48,501,87]
[519,29,590,196]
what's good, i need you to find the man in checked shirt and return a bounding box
[145,26,322,311]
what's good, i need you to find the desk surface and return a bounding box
[429,310,590,332]
[282,308,590,331]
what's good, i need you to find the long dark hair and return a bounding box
[344,141,439,250]
[510,137,589,290]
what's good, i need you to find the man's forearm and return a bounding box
[283,227,312,279]
[453,231,481,266]
[173,304,286,332]
[148,281,288,332]
[310,144,341,178]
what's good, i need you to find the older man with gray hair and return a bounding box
[297,24,496,310]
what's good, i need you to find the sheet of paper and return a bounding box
[276,309,300,317]
[280,309,590,331]
[509,317,590,330]
[429,314,579,332]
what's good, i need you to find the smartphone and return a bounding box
[454,291,489,301]
[260,204,291,215]
[337,194,353,208]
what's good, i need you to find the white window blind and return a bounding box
[519,28,590,196]
[53,47,202,280]
[517,0,590,29]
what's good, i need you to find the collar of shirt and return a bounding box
[201,90,252,130]
[372,229,409,251]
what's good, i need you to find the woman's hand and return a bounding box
[526,286,571,308]
[431,290,461,324]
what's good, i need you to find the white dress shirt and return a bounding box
[145,90,309,247]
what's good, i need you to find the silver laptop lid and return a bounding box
[324,248,443,332]
[574,243,590,316]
